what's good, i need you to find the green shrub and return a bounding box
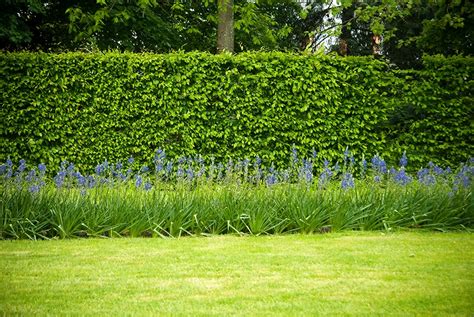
[386,55,474,167]
[0,52,472,171]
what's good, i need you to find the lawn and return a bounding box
[0,232,473,316]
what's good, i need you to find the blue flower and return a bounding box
[341,173,355,190]
[371,156,379,168]
[26,169,36,182]
[196,156,204,165]
[266,165,278,185]
[135,175,143,188]
[116,162,123,170]
[144,181,152,191]
[77,173,87,186]
[95,164,104,175]
[301,159,313,183]
[417,167,438,186]
[197,167,205,178]
[433,165,444,175]
[266,173,277,186]
[394,169,412,185]
[305,170,313,183]
[399,151,408,168]
[87,175,96,188]
[54,171,66,188]
[371,155,387,174]
[226,159,233,174]
[128,156,134,164]
[165,161,173,174]
[417,168,429,180]
[154,148,165,161]
[155,162,163,173]
[344,147,350,161]
[268,165,275,175]
[418,167,436,186]
[0,164,6,175]
[186,167,194,180]
[291,146,298,164]
[28,185,40,193]
[18,159,26,173]
[6,158,13,168]
[453,165,472,188]
[140,165,149,173]
[350,156,355,165]
[67,163,75,174]
[379,160,387,174]
[319,166,333,187]
[38,163,46,173]
[422,175,436,186]
[177,167,184,178]
[374,175,381,183]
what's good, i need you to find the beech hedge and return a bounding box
[0,52,472,171]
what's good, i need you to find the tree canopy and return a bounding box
[1,0,472,68]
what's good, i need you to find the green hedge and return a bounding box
[0,52,472,171]
[386,56,474,167]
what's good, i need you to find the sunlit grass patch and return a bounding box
[0,232,473,315]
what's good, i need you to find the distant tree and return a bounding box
[1,0,471,70]
[327,0,473,67]
[0,0,48,50]
[383,0,474,68]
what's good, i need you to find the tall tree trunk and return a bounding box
[217,0,234,53]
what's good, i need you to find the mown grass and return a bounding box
[0,232,473,316]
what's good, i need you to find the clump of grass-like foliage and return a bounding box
[1,148,472,239]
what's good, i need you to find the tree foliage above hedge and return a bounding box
[0,52,472,171]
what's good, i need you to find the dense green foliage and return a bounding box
[1,182,472,240]
[1,151,473,239]
[386,56,474,167]
[1,52,472,170]
[1,1,472,68]
[1,0,304,53]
